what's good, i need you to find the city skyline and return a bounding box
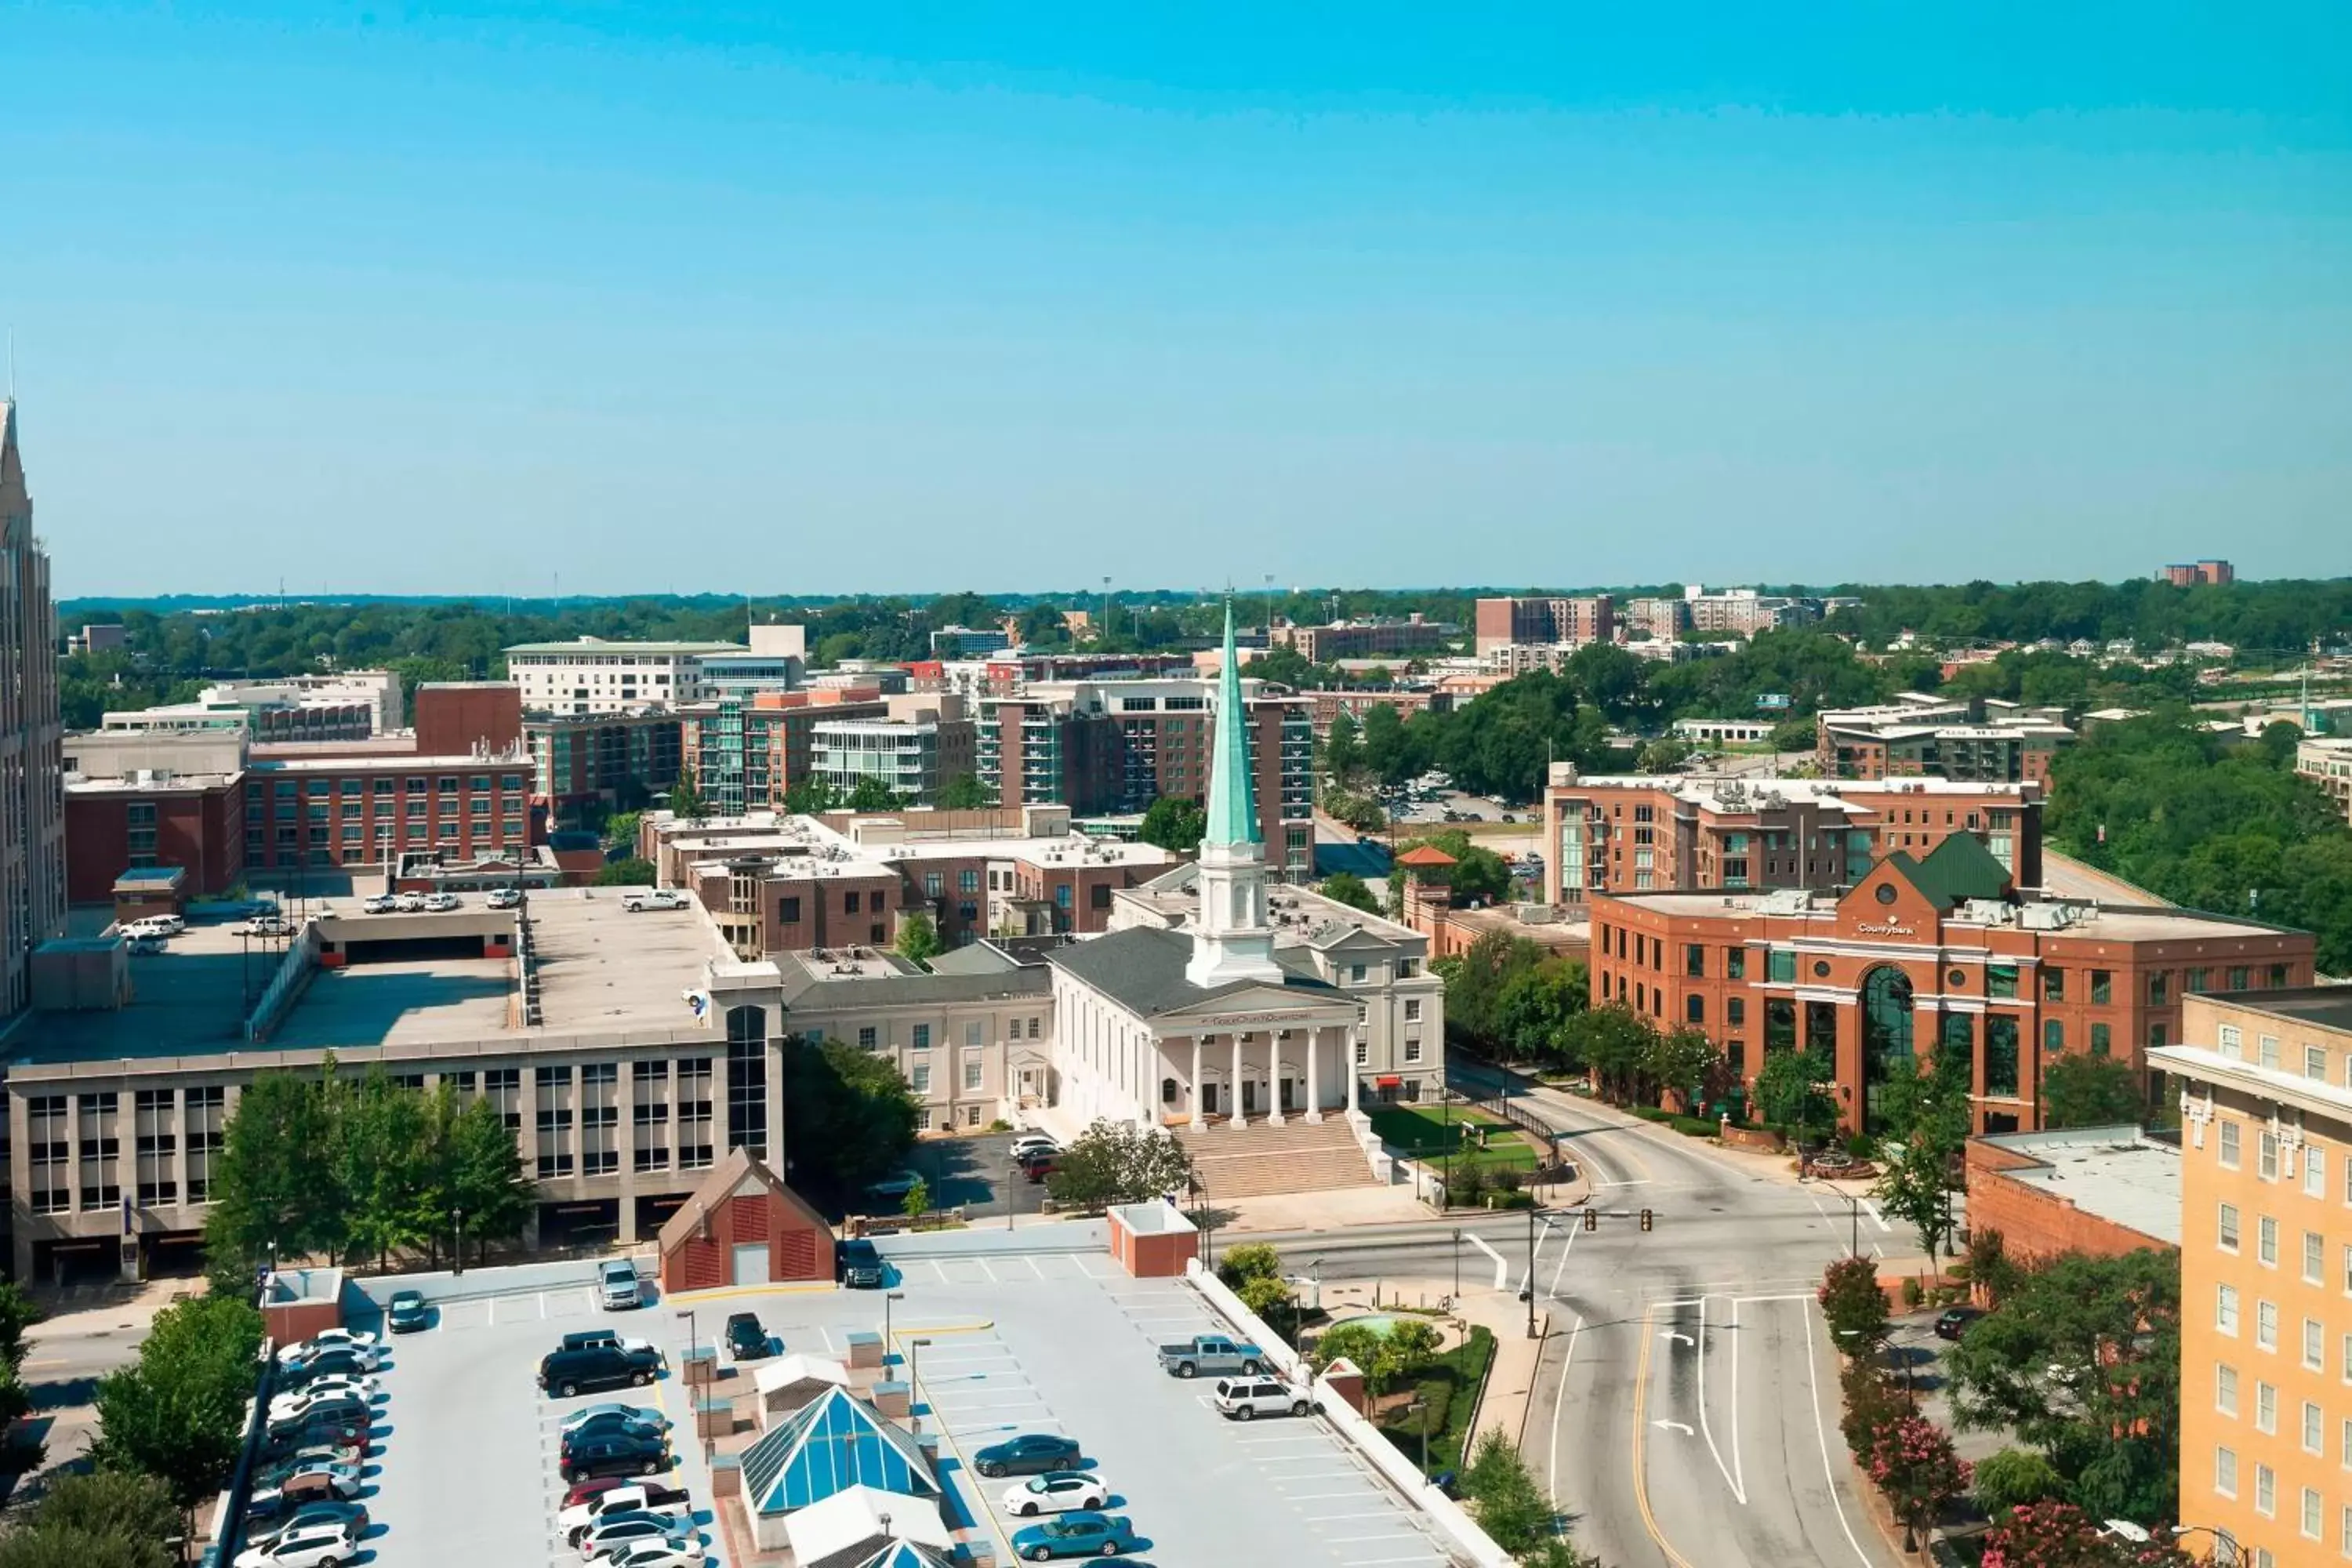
[5,3,2347,594]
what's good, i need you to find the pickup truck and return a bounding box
[1157,1334,1267,1380]
[621,889,691,913]
[557,1480,692,1541]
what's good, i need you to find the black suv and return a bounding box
[725,1312,771,1360]
[562,1432,670,1484]
[540,1344,653,1399]
[837,1238,885,1289]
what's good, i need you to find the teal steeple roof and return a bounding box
[1204,598,1261,847]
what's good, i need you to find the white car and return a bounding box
[272,1374,380,1406]
[1211,1374,1312,1421]
[125,934,168,955]
[620,889,691,913]
[234,1521,358,1568]
[559,1486,691,1539]
[279,1329,381,1361]
[243,914,295,936]
[361,894,397,914]
[1000,1471,1111,1517]
[124,914,187,937]
[487,887,523,909]
[394,892,426,913]
[423,892,460,912]
[269,1385,379,1423]
[579,1515,698,1561]
[591,1544,706,1568]
[1009,1133,1058,1161]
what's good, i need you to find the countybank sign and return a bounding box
[1855,922,1918,937]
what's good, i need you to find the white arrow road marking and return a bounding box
[1660,1330,1695,1348]
[1650,1419,1694,1436]
[1467,1233,1508,1292]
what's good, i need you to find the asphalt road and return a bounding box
[1254,1065,1901,1568]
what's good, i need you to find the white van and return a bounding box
[597,1259,642,1311]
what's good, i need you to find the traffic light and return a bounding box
[1581,1207,1597,1232]
[1639,1207,1653,1232]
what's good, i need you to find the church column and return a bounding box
[1305,1025,1323,1123]
[1266,1032,1287,1127]
[1230,1033,1246,1131]
[1190,1036,1205,1127]
[1347,1027,1361,1114]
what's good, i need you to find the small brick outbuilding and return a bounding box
[656,1148,835,1293]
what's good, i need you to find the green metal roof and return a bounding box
[1882,832,2013,910]
[1203,600,1261,847]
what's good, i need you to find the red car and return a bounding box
[562,1475,631,1510]
[1020,1150,1058,1184]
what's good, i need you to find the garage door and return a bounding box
[731,1242,768,1286]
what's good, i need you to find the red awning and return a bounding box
[1375,1075,1403,1088]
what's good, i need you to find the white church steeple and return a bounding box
[1185,599,1283,988]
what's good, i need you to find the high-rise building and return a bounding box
[1472,595,1616,655]
[0,401,67,1017]
[2155,990,2352,1568]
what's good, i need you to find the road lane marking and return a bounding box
[1696,1296,1746,1505]
[1801,1299,1878,1567]
[1863,1200,1891,1232]
[1467,1234,1508,1290]
[1629,1305,1697,1568]
[1545,1313,1583,1508]
[1546,1214,1580,1299]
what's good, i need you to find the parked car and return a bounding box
[281,1345,383,1380]
[270,1383,377,1421]
[598,1259,643,1311]
[488,886,523,909]
[561,1432,672,1485]
[724,1312,770,1361]
[1009,1512,1138,1561]
[361,895,398,914]
[1211,1375,1311,1421]
[541,1344,656,1399]
[262,1431,365,1468]
[1008,1133,1058,1161]
[276,1366,380,1400]
[1018,1149,1058,1184]
[280,1327,379,1360]
[386,1290,428,1334]
[1156,1334,1265,1379]
[560,1402,672,1438]
[1001,1472,1111,1517]
[233,1520,360,1568]
[244,1502,368,1553]
[561,1410,668,1452]
[125,914,186,937]
[557,1481,692,1538]
[244,913,296,936]
[972,1433,1084,1479]
[590,1543,706,1568]
[125,933,167,955]
[835,1237,886,1290]
[266,1396,371,1435]
[619,889,691,913]
[263,1414,370,1453]
[394,892,426,913]
[423,891,460,912]
[576,1511,697,1560]
[1933,1305,1984,1341]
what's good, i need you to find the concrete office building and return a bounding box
[1591,833,2314,1135]
[1541,768,2043,904]
[0,401,68,1021]
[504,637,747,715]
[2156,990,2352,1568]
[2297,736,2352,826]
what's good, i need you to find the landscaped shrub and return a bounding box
[1971,1446,2065,1515]
[1669,1116,1717,1138]
[1838,1356,1907,1461]
[1630,1105,1672,1123]
[1900,1276,1924,1308]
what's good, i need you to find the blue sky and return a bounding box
[5,2,2348,596]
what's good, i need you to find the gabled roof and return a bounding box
[740,1385,938,1515]
[754,1352,851,1399]
[1876,833,2013,912]
[784,1485,951,1568]
[1049,925,1343,1019]
[655,1147,829,1254]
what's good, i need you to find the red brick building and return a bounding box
[413,681,525,758]
[1964,1127,2179,1265]
[655,1148,833,1291]
[1589,834,2315,1134]
[1473,595,1615,655]
[64,771,247,904]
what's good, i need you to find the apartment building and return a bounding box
[950,652,1196,701]
[1269,617,1454,663]
[976,677,1315,880]
[1473,596,1616,655]
[809,703,976,806]
[1817,696,2076,784]
[2298,737,2352,826]
[2155,989,2352,1568]
[930,626,1011,659]
[242,750,536,873]
[1684,586,1821,636]
[64,770,247,903]
[1296,688,1454,739]
[1590,833,2314,1135]
[1541,768,2043,904]
[1626,596,1693,641]
[504,637,746,714]
[2162,560,2236,587]
[525,710,684,827]
[0,401,70,1019]
[680,689,891,815]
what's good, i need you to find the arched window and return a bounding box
[1161,1078,1179,1105]
[1860,966,1915,1132]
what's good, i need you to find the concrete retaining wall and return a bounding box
[344,1251,657,1311]
[869,1219,1107,1260]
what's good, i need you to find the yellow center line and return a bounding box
[1629,1304,1697,1568]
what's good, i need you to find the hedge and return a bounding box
[1669,1116,1718,1138]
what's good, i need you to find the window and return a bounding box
[2308,1230,2325,1282]
[2258,1381,2278,1432]
[2090,969,2111,1004]
[912,1024,931,1051]
[1354,1038,1368,1065]
[910,1062,931,1095]
[2309,1318,2327,1370]
[1404,1039,1424,1063]
[2259,1298,2279,1350]
[2220,1023,2245,1059]
[1350,964,1367,983]
[2231,966,2252,992]
[2262,1035,2281,1071]
[1686,996,1706,1025]
[1767,950,1796,984]
[844,890,860,913]
[1686,943,1706,978]
[2262,1131,2280,1182]
[2220,1120,2241,1168]
[2256,1462,2274,1517]
[963,1056,982,1091]
[2304,1485,2323,1541]
[2089,1022,2111,1057]
[2148,971,2169,1005]
[2261,1215,2279,1265]
[960,869,979,895]
[1727,948,1746,979]
[1985,1017,2021,1098]
[2218,1283,2241,1336]
[2220,1203,2241,1251]
[2313,1044,2333,1081]
[2041,967,2065,1002]
[2217,1362,2238,1415]
[1404,999,1422,1022]
[2042,1019,2063,1054]
[1727,997,1746,1027]
[2310,1147,2328,1197]
[1987,964,2019,999]
[2309,1401,2326,1454]
[2215,1444,2238,1498]
[724,1007,768,1157]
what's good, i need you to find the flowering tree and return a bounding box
[1978,1501,2192,1568]
[1866,1415,1969,1549]
[1818,1254,1890,1345]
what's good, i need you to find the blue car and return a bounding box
[1010,1512,1137,1560]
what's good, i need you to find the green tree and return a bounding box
[1563,1003,1657,1102]
[666,775,710,823]
[1641,1024,1722,1110]
[1218,1243,1284,1288]
[1438,928,1544,1053]
[846,775,903,812]
[202,1068,345,1275]
[1138,795,1208,855]
[1047,1119,1194,1210]
[1972,1446,2067,1515]
[0,1469,180,1568]
[1871,1038,1973,1272]
[90,1295,264,1538]
[1753,1045,1839,1144]
[1866,1414,1970,1551]
[2039,1054,2143,1130]
[1459,1430,1557,1553]
[901,1176,930,1219]
[595,856,658,886]
[895,912,942,968]
[779,1036,920,1206]
[603,810,643,853]
[332,1067,435,1270]
[1311,1320,1410,1397]
[441,1091,535,1262]
[1492,960,1586,1067]
[1817,1254,1890,1345]
[1324,710,1365,782]
[1635,738,1692,772]
[1947,1248,2181,1523]
[1975,1500,2192,1567]
[1319,871,1379,914]
[0,1280,43,1435]
[785,775,843,814]
[936,771,991,810]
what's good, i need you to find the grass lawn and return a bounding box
[1368,1105,1539,1169]
[1375,1325,1497,1479]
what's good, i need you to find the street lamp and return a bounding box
[2171,1523,2241,1566]
[1450,1228,1462,1308]
[884,1290,905,1353]
[908,1337,932,1434]
[451,1207,466,1276]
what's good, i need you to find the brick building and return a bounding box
[1541,768,2042,905]
[64,771,247,904]
[1963,1125,2180,1265]
[2161,559,2235,587]
[1589,833,2315,1134]
[525,710,683,828]
[1296,689,1454,739]
[1268,617,1454,663]
[0,400,67,1021]
[681,689,891,815]
[1473,596,1616,655]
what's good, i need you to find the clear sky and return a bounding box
[5,2,2348,597]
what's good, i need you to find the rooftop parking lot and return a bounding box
[357,1246,1451,1568]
